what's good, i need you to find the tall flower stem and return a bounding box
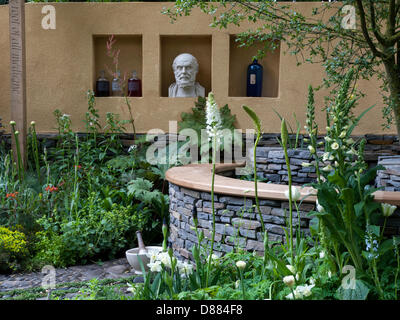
[242,105,265,233]
[206,135,217,288]
[282,119,294,264]
[10,122,24,182]
[31,122,41,182]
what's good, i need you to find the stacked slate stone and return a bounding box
[376,156,400,191]
[253,147,323,185]
[168,183,313,262]
[375,156,400,236]
[255,133,400,166]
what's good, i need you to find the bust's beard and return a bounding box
[177,79,195,89]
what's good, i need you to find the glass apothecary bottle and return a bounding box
[95,70,110,97]
[111,70,124,97]
[128,71,142,97]
[246,59,263,97]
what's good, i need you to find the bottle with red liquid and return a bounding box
[128,71,142,97]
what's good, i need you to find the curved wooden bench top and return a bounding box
[165,163,400,206]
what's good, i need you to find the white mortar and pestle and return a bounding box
[125,231,162,274]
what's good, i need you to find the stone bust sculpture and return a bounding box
[168,53,205,98]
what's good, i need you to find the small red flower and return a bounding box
[45,186,58,193]
[75,165,82,170]
[6,192,18,199]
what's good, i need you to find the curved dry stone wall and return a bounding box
[168,183,314,261]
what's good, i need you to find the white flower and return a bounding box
[285,292,295,300]
[334,161,339,167]
[30,121,36,126]
[296,284,315,297]
[208,253,219,265]
[308,145,316,154]
[283,275,295,287]
[322,164,333,172]
[322,152,330,162]
[284,186,301,202]
[381,203,397,217]
[178,261,194,276]
[319,251,325,259]
[235,280,240,289]
[148,260,162,273]
[331,142,339,150]
[339,131,346,139]
[286,265,296,274]
[324,136,332,142]
[236,260,246,270]
[10,120,16,126]
[205,92,222,139]
[346,138,355,145]
[146,250,159,263]
[301,162,312,168]
[126,283,138,294]
[309,277,316,285]
[328,271,332,278]
[316,199,324,212]
[158,251,172,268]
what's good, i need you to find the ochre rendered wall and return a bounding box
[0,2,392,135]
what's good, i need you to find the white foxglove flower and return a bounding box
[283,275,295,287]
[284,186,301,202]
[205,92,222,141]
[381,203,397,217]
[319,251,325,259]
[331,142,339,150]
[301,162,312,168]
[322,164,333,172]
[308,145,316,154]
[334,161,339,167]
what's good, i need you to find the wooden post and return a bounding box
[9,0,27,168]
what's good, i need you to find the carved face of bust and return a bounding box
[172,54,199,89]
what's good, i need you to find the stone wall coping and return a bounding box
[165,163,400,206]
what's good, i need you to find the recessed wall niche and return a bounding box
[229,35,280,98]
[93,35,143,96]
[160,35,212,98]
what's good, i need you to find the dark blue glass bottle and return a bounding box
[246,59,263,97]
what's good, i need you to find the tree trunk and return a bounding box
[383,59,400,139]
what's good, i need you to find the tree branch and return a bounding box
[355,0,386,59]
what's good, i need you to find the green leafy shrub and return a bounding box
[0,226,28,272]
